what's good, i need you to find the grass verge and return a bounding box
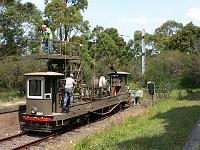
[75,99,200,150]
[0,89,24,103]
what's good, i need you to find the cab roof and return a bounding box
[23,72,64,76]
[107,72,130,75]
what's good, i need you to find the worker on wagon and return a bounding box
[63,73,77,108]
[42,26,53,54]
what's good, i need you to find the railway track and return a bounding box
[0,103,26,115]
[0,118,108,150]
[14,131,69,150]
[0,131,51,150]
[0,105,129,150]
[0,132,26,143]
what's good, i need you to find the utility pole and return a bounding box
[141,29,145,76]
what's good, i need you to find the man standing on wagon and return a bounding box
[63,73,77,108]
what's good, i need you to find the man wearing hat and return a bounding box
[63,73,77,108]
[42,25,53,54]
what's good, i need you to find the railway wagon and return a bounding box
[22,70,131,132]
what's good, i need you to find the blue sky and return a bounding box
[22,0,200,40]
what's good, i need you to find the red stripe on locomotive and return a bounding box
[23,116,53,122]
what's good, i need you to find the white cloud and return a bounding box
[186,8,200,21]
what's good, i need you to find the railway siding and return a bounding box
[0,102,26,139]
[0,102,26,114]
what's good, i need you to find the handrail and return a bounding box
[26,39,81,56]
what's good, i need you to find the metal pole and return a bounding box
[141,29,145,76]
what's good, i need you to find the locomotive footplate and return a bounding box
[22,115,64,132]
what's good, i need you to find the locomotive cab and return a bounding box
[23,72,64,116]
[108,72,130,96]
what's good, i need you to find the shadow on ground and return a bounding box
[115,105,200,150]
[178,89,200,101]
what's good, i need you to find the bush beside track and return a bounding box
[0,56,46,102]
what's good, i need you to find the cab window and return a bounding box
[27,78,44,99]
[45,77,51,93]
[29,80,41,96]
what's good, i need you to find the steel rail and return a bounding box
[6,106,129,150]
[0,132,27,143]
[10,129,70,150]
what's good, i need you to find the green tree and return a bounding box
[87,26,133,76]
[134,30,142,56]
[104,28,132,65]
[145,51,182,91]
[45,0,88,41]
[154,20,183,51]
[133,30,154,57]
[145,33,158,56]
[169,22,200,54]
[0,0,42,57]
[0,56,46,93]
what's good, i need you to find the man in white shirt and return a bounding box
[63,74,77,108]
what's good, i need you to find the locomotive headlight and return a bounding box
[31,107,37,114]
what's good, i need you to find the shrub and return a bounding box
[144,51,200,91]
[0,56,47,93]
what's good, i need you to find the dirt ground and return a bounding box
[0,98,25,108]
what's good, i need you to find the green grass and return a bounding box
[128,82,143,89]
[0,89,24,103]
[75,99,200,150]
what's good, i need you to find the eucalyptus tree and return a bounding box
[0,0,42,57]
[88,26,133,75]
[134,30,142,56]
[154,20,183,51]
[45,0,88,42]
[169,22,200,54]
[90,26,118,63]
[105,28,129,60]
